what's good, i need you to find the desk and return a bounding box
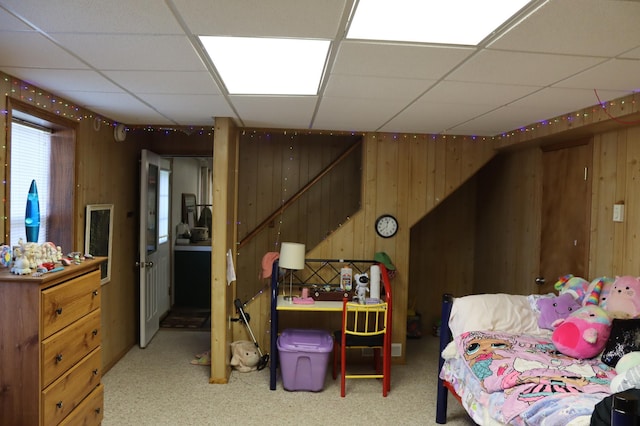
[268,258,392,391]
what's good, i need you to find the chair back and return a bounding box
[342,300,388,340]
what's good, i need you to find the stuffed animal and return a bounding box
[605,276,640,319]
[554,274,590,305]
[552,304,612,359]
[587,276,615,309]
[610,351,640,393]
[536,293,581,330]
[230,340,260,372]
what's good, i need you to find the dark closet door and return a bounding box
[538,140,593,294]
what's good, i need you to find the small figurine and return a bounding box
[354,273,369,304]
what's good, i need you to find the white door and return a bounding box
[138,149,170,348]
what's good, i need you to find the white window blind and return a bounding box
[10,121,51,246]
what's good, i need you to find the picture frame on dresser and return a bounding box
[85,203,113,285]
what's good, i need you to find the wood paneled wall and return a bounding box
[6,69,640,380]
[237,132,497,362]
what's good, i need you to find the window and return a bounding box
[8,100,76,252]
[10,119,51,246]
[159,168,170,244]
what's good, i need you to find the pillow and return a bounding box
[601,318,640,367]
[448,293,548,338]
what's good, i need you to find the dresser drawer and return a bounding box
[42,309,101,388]
[42,347,101,426]
[58,383,104,426]
[42,270,101,338]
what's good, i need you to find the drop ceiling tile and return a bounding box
[138,93,232,126]
[174,0,348,38]
[381,100,497,135]
[231,95,318,129]
[69,91,167,123]
[314,96,409,131]
[0,0,182,34]
[510,87,629,115]
[448,49,605,86]
[554,58,640,92]
[0,8,33,30]
[421,81,541,107]
[52,34,206,71]
[323,74,435,101]
[489,0,640,57]
[104,71,221,95]
[0,67,123,92]
[332,41,475,80]
[622,46,640,60]
[0,32,88,68]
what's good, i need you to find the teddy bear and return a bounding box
[536,293,581,330]
[230,340,260,372]
[552,304,612,359]
[604,276,640,319]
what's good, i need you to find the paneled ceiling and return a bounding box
[0,0,639,136]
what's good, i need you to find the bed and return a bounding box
[436,293,617,425]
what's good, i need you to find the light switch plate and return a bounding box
[613,204,625,222]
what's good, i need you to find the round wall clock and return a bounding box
[114,123,127,142]
[375,214,398,238]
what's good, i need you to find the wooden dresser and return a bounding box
[0,258,105,426]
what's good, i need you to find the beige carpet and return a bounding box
[102,330,475,425]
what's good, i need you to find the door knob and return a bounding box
[535,276,545,286]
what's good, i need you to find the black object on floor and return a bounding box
[160,309,210,329]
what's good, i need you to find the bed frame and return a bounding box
[436,293,462,424]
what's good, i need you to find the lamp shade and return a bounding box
[279,242,305,270]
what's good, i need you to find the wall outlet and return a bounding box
[392,343,402,357]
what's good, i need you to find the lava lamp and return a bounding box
[25,179,40,242]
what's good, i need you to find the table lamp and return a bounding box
[279,242,305,302]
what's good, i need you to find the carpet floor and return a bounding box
[102,330,474,425]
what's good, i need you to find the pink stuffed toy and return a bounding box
[552,305,612,359]
[536,293,581,330]
[605,276,640,319]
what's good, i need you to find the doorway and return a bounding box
[538,140,593,294]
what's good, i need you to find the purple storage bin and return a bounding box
[277,328,333,392]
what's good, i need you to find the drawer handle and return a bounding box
[55,353,63,363]
[95,407,101,414]
[93,290,99,296]
[55,307,63,315]
[92,329,99,336]
[93,368,99,376]
[56,401,63,409]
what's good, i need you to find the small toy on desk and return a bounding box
[354,272,369,304]
[293,287,314,304]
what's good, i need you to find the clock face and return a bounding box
[375,214,398,238]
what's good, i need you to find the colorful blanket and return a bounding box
[454,330,616,423]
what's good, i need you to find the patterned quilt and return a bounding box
[444,330,617,424]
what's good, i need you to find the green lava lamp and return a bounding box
[25,179,40,242]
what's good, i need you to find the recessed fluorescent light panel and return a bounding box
[200,36,330,95]
[347,0,533,46]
